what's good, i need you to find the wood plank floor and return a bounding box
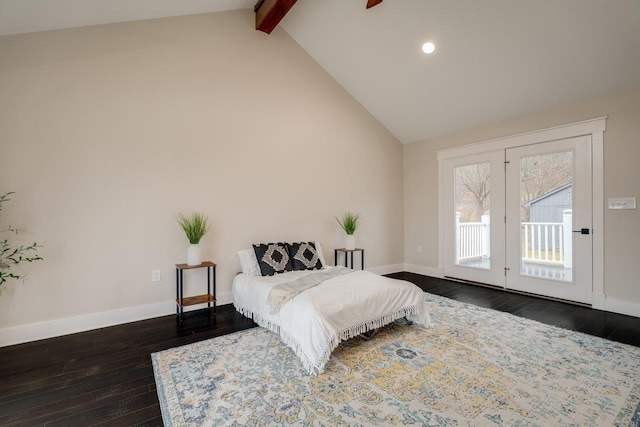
[388,273,640,347]
[1,273,639,426]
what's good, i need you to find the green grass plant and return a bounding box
[177,212,209,244]
[336,211,360,235]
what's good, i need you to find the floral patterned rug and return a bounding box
[152,293,640,426]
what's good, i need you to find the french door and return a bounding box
[442,150,505,287]
[442,136,593,304]
[505,136,592,304]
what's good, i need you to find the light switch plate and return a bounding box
[608,197,636,210]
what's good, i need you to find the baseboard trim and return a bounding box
[0,301,173,348]
[0,290,235,348]
[591,293,606,311]
[367,264,405,275]
[403,263,443,278]
[605,297,640,318]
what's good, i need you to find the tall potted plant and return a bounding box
[336,211,360,250]
[177,212,209,266]
[1,192,43,287]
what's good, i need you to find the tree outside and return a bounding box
[455,163,490,223]
[519,152,572,222]
[454,152,572,223]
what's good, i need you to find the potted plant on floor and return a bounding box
[336,211,360,250]
[1,192,43,288]
[177,212,209,266]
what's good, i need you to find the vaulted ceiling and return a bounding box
[1,0,639,143]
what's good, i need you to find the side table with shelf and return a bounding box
[175,261,216,323]
[334,248,365,270]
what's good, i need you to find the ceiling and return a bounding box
[1,0,639,144]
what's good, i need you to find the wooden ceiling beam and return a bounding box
[255,0,299,34]
[366,0,383,9]
[255,0,381,34]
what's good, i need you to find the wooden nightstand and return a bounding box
[175,261,216,323]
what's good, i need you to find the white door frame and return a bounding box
[437,117,606,309]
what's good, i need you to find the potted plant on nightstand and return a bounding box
[177,212,209,266]
[336,211,360,250]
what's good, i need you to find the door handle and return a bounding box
[572,228,590,235]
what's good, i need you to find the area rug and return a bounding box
[152,293,640,426]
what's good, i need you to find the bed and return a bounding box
[233,243,431,374]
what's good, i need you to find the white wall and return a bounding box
[404,86,640,316]
[0,10,405,345]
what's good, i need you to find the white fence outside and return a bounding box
[455,213,490,262]
[456,209,573,268]
[522,209,572,268]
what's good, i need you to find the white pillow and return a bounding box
[237,249,261,276]
[312,241,327,268]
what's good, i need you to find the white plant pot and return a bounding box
[187,244,202,266]
[345,235,355,250]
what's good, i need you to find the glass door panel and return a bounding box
[454,163,491,270]
[519,151,573,282]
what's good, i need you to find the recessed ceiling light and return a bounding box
[422,42,436,54]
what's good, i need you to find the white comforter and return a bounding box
[233,267,431,374]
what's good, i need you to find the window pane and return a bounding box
[519,151,573,282]
[454,163,490,270]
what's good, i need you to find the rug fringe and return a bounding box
[233,303,317,373]
[233,303,281,335]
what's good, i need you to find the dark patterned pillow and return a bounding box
[288,242,323,271]
[252,242,293,276]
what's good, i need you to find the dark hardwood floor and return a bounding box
[1,273,639,426]
[389,272,640,347]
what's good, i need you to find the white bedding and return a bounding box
[233,267,431,374]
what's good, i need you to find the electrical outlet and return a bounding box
[152,269,161,282]
[417,245,423,253]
